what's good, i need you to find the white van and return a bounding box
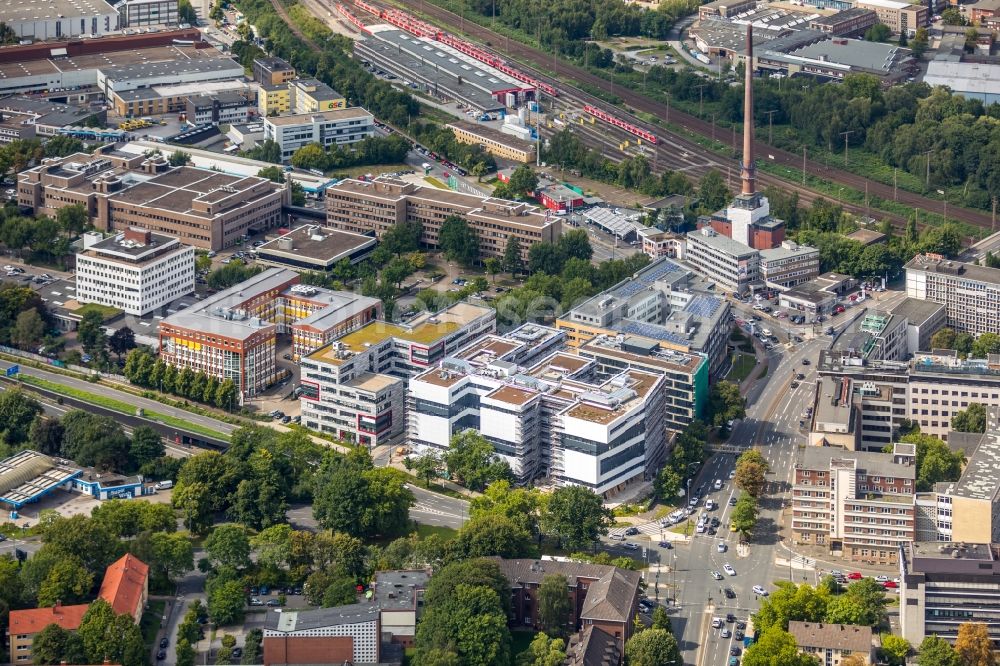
[155,480,174,490]
[713,479,723,491]
[706,499,717,511]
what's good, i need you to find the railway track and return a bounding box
[366,0,994,231]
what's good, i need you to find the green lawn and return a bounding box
[140,600,166,649]
[77,303,123,321]
[413,524,459,541]
[511,630,539,659]
[17,375,230,441]
[727,353,758,383]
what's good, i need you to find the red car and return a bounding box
[882,581,898,589]
[847,572,862,580]
[834,305,845,314]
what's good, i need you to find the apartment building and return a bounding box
[160,269,381,399]
[75,227,194,316]
[324,177,560,265]
[253,57,296,86]
[556,257,731,380]
[681,227,761,295]
[854,0,927,35]
[759,241,820,289]
[906,253,1000,336]
[263,108,374,162]
[447,121,536,163]
[788,622,879,666]
[407,326,669,496]
[300,302,496,447]
[791,444,916,564]
[289,79,346,115]
[18,150,287,251]
[900,541,1000,647]
[263,606,381,666]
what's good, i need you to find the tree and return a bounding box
[917,635,960,666]
[698,170,730,211]
[753,581,828,632]
[952,403,987,433]
[37,556,93,606]
[130,425,165,468]
[443,431,512,491]
[972,333,1000,358]
[61,411,131,471]
[954,623,995,666]
[484,257,503,283]
[911,27,930,58]
[0,388,42,446]
[130,532,194,581]
[12,308,44,350]
[77,308,107,357]
[557,229,593,262]
[708,380,746,427]
[30,417,64,456]
[624,628,682,666]
[941,6,967,24]
[902,433,964,492]
[176,639,196,666]
[173,480,213,534]
[742,628,817,666]
[31,624,86,665]
[290,143,327,171]
[91,500,176,538]
[734,449,770,498]
[534,575,572,639]
[312,449,414,538]
[528,242,565,275]
[864,22,892,41]
[516,633,565,666]
[109,327,136,360]
[506,165,539,196]
[205,524,251,569]
[731,494,758,539]
[541,485,613,550]
[77,599,146,666]
[257,166,286,183]
[825,578,887,626]
[168,151,192,167]
[439,216,480,267]
[655,465,682,502]
[503,236,523,275]
[931,327,957,350]
[38,515,120,577]
[470,480,540,534]
[881,634,911,666]
[208,578,246,626]
[415,582,511,666]
[651,606,672,633]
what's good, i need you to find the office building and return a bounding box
[263,108,375,162]
[110,79,251,118]
[831,310,909,363]
[854,0,927,35]
[160,269,381,399]
[258,84,292,116]
[638,228,682,260]
[263,605,381,666]
[18,150,288,251]
[119,0,179,26]
[256,225,376,272]
[253,57,296,86]
[289,78,346,115]
[808,7,878,36]
[780,272,857,316]
[788,622,879,665]
[0,97,105,141]
[184,90,254,126]
[0,0,119,39]
[447,121,536,163]
[407,326,669,496]
[906,253,1000,336]
[759,241,820,288]
[682,227,761,295]
[75,227,194,316]
[300,302,496,447]
[494,558,641,653]
[791,444,916,564]
[325,177,560,265]
[889,297,946,356]
[900,541,1000,647]
[557,257,730,380]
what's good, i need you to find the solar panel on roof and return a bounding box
[621,321,689,346]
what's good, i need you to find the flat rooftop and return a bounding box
[906,253,1000,286]
[949,431,1000,501]
[911,541,996,561]
[81,230,183,263]
[257,225,375,263]
[578,334,706,375]
[798,445,915,480]
[687,228,758,257]
[100,57,243,84]
[760,242,818,263]
[0,44,222,85]
[110,165,280,218]
[267,604,379,631]
[264,107,374,126]
[0,0,115,22]
[784,37,910,73]
[448,120,535,151]
[890,297,944,329]
[373,569,428,611]
[564,370,660,425]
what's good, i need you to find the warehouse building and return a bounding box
[97,57,245,97]
[0,0,119,39]
[263,108,375,162]
[808,7,878,36]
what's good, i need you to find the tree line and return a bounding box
[123,347,240,411]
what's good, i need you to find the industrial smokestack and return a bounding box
[741,23,756,196]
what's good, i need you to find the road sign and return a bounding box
[5,365,18,377]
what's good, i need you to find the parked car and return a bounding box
[159,638,169,649]
[156,650,166,660]
[658,541,672,549]
[624,527,639,536]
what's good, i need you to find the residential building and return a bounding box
[184,90,254,126]
[493,558,641,655]
[905,253,1000,336]
[0,0,119,39]
[759,241,820,289]
[407,326,669,495]
[8,604,90,663]
[99,554,149,623]
[75,227,194,316]
[263,108,375,162]
[900,541,1000,646]
[788,621,879,665]
[289,79,346,115]
[119,0,179,27]
[371,570,428,647]
[854,0,927,35]
[557,257,730,380]
[565,626,622,666]
[971,0,1000,22]
[447,121,536,163]
[808,8,878,36]
[253,57,296,86]
[18,150,288,251]
[791,444,916,564]
[637,228,682,259]
[263,605,381,666]
[160,268,381,399]
[682,227,761,295]
[300,302,495,447]
[256,225,376,272]
[324,176,560,265]
[258,84,292,116]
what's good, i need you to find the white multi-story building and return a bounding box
[681,227,761,295]
[407,325,670,496]
[905,253,1000,336]
[75,227,194,316]
[119,0,179,27]
[760,241,820,288]
[263,605,381,665]
[299,302,496,447]
[263,108,375,162]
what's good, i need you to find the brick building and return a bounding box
[263,606,380,666]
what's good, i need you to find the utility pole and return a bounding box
[711,113,716,141]
[893,167,897,201]
[802,146,806,185]
[840,130,854,168]
[924,149,933,188]
[696,84,707,116]
[763,109,778,144]
[993,197,997,233]
[665,92,670,126]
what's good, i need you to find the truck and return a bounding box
[422,162,432,174]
